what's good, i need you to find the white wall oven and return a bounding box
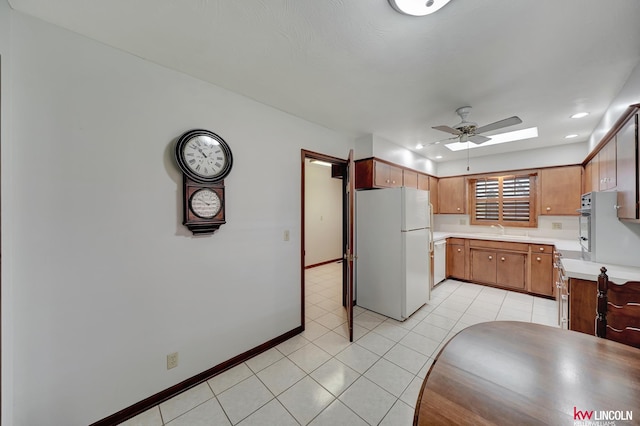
[578,193,593,260]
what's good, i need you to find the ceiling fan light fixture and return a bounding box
[388,0,452,16]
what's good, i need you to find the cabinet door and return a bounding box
[590,155,600,193]
[417,174,429,191]
[539,166,582,215]
[470,249,496,284]
[438,176,465,214]
[530,253,553,296]
[447,244,466,279]
[599,139,617,190]
[583,161,592,194]
[388,165,403,187]
[616,114,637,219]
[429,176,439,214]
[374,161,390,187]
[496,252,526,290]
[403,170,418,188]
[568,278,597,335]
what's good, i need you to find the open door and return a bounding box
[344,149,355,342]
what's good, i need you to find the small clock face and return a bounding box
[176,130,233,182]
[189,188,221,219]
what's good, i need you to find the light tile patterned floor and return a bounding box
[120,261,558,425]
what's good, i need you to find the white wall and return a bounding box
[304,160,343,266]
[588,61,640,153]
[2,9,352,426]
[0,1,14,425]
[436,141,588,177]
[355,134,437,175]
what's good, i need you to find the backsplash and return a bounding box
[434,214,579,241]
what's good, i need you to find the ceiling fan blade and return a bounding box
[432,125,462,135]
[475,116,522,134]
[469,134,491,144]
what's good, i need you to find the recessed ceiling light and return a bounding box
[570,112,589,119]
[435,155,443,159]
[416,143,424,149]
[445,127,539,151]
[388,0,452,16]
[565,134,579,139]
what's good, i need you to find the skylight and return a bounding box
[445,127,539,152]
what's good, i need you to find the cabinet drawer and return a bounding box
[531,244,554,254]
[469,239,529,252]
[447,238,466,245]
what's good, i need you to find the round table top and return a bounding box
[414,321,640,425]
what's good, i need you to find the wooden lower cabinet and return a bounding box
[568,278,597,335]
[530,253,554,296]
[496,252,526,290]
[470,249,526,290]
[447,239,466,280]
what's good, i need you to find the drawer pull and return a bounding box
[488,255,493,260]
[500,257,505,261]
[457,248,461,252]
[546,207,551,211]
[536,257,541,261]
[539,247,545,252]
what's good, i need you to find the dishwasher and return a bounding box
[433,240,446,287]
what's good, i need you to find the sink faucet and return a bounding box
[491,224,505,235]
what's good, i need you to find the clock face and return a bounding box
[189,188,222,219]
[176,130,233,182]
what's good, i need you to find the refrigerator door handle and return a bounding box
[429,203,434,253]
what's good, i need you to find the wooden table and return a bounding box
[414,321,640,425]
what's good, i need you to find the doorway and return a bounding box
[300,149,354,341]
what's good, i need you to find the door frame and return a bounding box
[300,149,348,330]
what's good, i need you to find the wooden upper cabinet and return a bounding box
[355,159,402,189]
[374,161,402,187]
[429,176,439,214]
[417,173,430,191]
[599,139,617,190]
[590,154,600,193]
[438,176,466,214]
[539,165,582,215]
[403,170,418,188]
[583,161,593,194]
[616,114,638,219]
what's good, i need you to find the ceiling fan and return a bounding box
[432,106,522,144]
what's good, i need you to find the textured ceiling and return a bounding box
[8,0,640,162]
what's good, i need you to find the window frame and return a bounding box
[469,173,538,227]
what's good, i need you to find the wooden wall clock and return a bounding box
[174,129,233,235]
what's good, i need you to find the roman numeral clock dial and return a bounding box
[174,129,233,235]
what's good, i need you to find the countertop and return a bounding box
[432,231,640,282]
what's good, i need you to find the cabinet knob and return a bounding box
[457,248,461,252]
[539,247,544,252]
[536,257,541,261]
[489,255,493,260]
[546,207,551,211]
[386,179,390,183]
[457,207,461,211]
[500,257,505,261]
[392,180,396,184]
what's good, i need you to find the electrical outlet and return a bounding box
[284,230,290,241]
[167,352,178,370]
[552,222,562,230]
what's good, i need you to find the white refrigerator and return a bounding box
[356,187,432,321]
